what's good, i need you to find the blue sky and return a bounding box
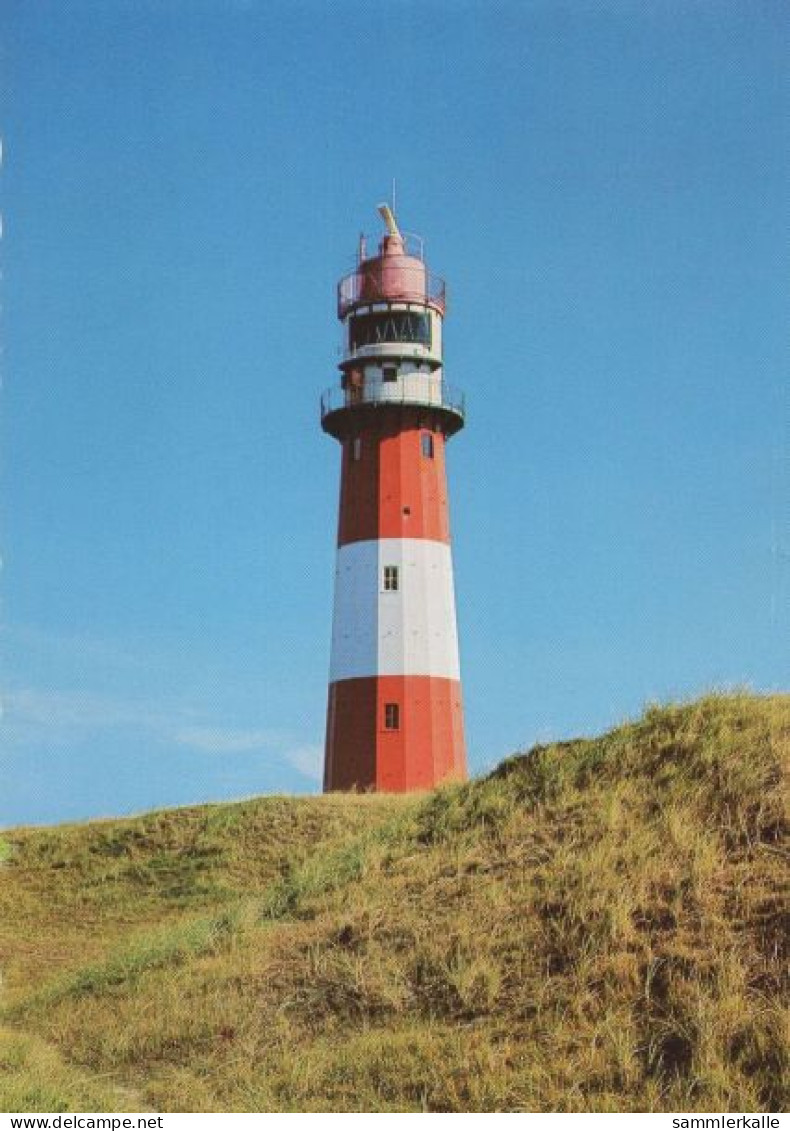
[1,0,787,827]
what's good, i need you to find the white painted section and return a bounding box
[430,309,443,357]
[342,341,440,366]
[363,364,443,406]
[329,539,379,680]
[329,538,461,681]
[344,342,438,365]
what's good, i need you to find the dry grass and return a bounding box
[1,692,787,1112]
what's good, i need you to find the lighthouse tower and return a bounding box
[321,205,467,792]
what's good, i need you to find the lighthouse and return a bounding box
[320,205,467,792]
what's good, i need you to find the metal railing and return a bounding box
[320,376,465,423]
[337,264,446,319]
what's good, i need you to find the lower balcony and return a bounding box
[320,377,465,439]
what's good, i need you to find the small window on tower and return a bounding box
[384,702,400,731]
[383,565,399,591]
[382,365,398,383]
[352,437,362,461]
[421,432,434,459]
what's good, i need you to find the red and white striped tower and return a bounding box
[320,205,467,792]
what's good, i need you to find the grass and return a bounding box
[0,1028,136,1113]
[0,692,787,1112]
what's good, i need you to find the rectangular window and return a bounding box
[382,365,398,383]
[349,311,431,351]
[421,432,434,459]
[384,702,400,730]
[383,565,399,591]
[352,437,362,461]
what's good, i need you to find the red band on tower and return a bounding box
[337,416,451,546]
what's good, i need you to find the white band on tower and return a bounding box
[329,537,461,682]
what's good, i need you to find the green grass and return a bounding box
[0,1028,137,1113]
[1,693,787,1112]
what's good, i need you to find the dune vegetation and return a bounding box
[1,692,787,1112]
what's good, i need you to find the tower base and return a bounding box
[324,675,466,792]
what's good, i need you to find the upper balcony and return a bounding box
[338,260,446,320]
[320,376,465,440]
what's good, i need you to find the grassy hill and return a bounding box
[1,692,787,1113]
